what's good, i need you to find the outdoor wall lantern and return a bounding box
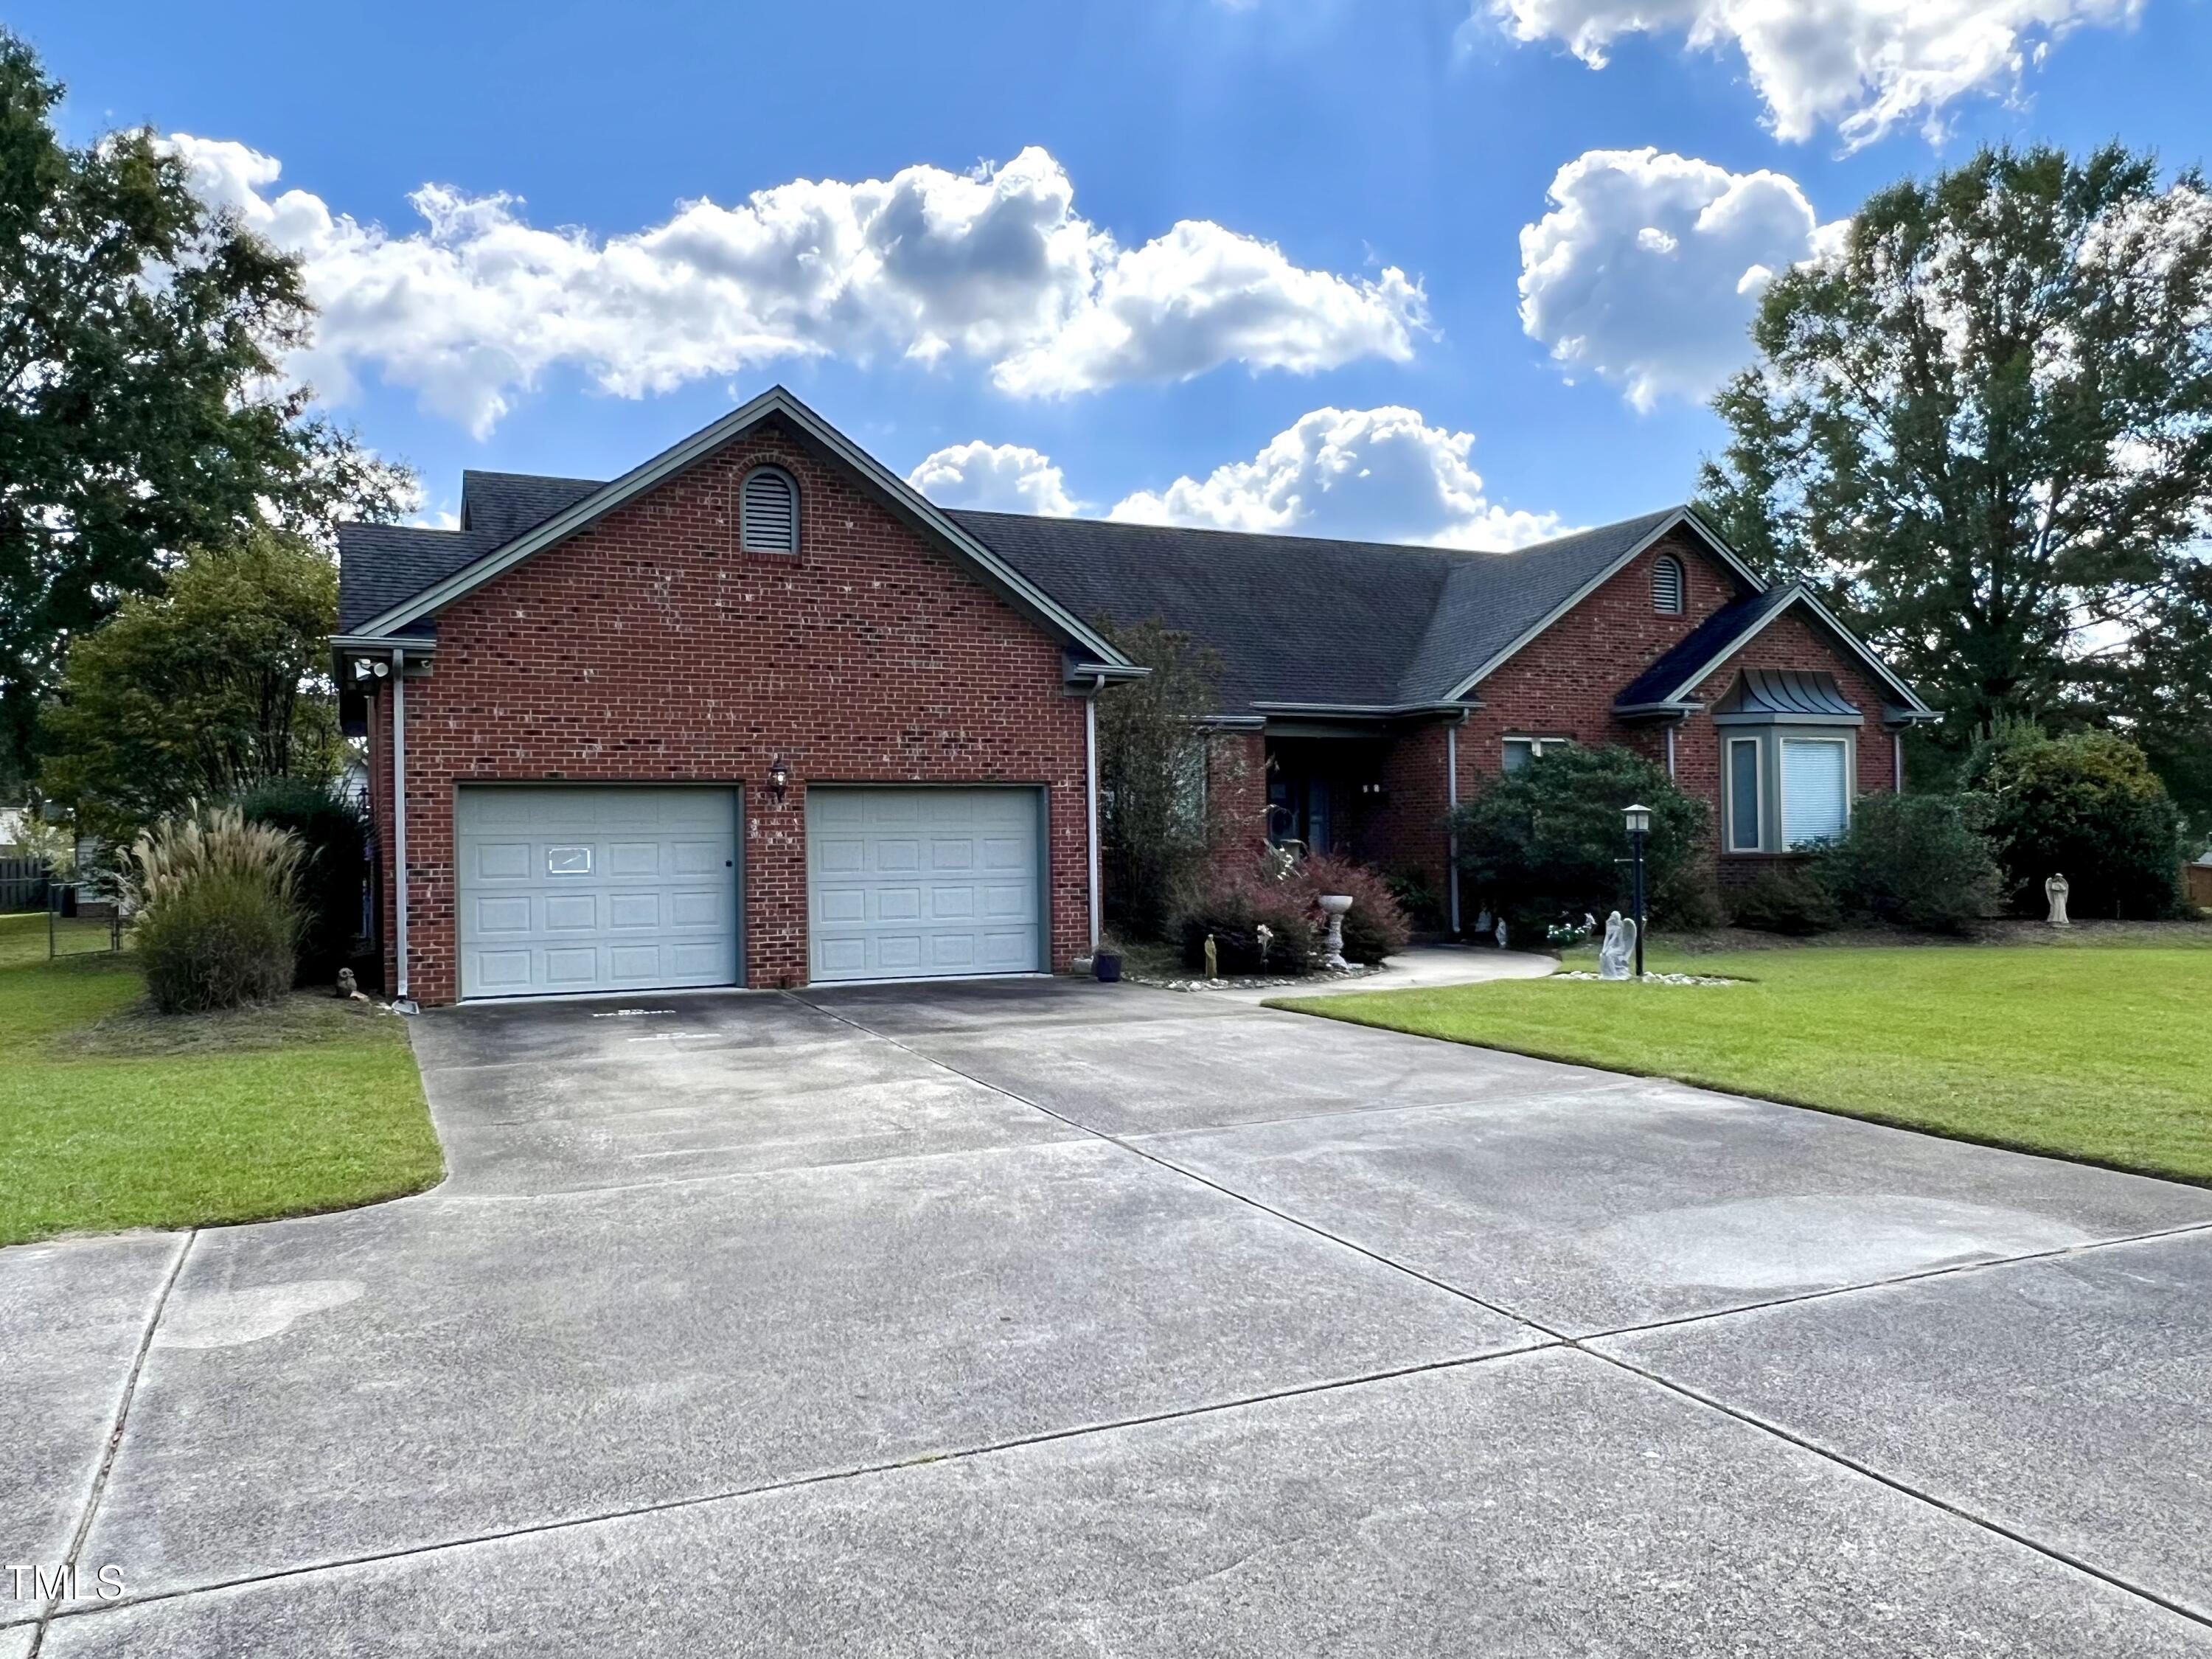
[766,757,790,804]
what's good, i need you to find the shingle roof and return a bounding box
[951,505,1705,710]
[944,511,1468,707]
[460,470,604,543]
[1614,585,1801,709]
[335,473,608,633]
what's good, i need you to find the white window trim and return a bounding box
[1778,734,1854,849]
[1726,736,1765,852]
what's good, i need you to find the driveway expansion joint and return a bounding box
[28,1230,195,1659]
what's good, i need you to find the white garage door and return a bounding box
[807,787,1044,983]
[456,787,738,999]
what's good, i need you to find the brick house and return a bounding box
[336,386,1932,1005]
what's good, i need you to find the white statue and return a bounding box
[2045,873,2071,928]
[1317,894,1354,970]
[1475,906,1492,937]
[1598,911,1636,980]
[1494,917,1508,949]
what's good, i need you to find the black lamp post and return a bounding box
[1623,803,1649,978]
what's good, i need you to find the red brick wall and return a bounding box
[1203,731,1269,880]
[1371,722,1453,893]
[366,423,1091,1004]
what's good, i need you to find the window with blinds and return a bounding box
[740,466,799,554]
[1652,553,1684,614]
[1781,738,1849,846]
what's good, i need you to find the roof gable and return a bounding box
[337,388,1130,667]
[1613,582,1933,716]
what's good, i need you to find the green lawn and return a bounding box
[0,913,443,1246]
[1272,942,2212,1186]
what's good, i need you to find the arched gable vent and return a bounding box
[740,465,799,554]
[1651,552,1685,615]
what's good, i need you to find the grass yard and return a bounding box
[1273,940,2212,1186]
[0,913,443,1246]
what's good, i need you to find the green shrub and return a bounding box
[1175,878,1318,975]
[1965,728,2185,919]
[234,776,368,984]
[125,805,307,1013]
[1816,792,2000,933]
[1293,852,1412,964]
[1382,867,1447,933]
[1451,744,1714,936]
[1727,866,1840,934]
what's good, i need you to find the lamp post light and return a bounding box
[1623,804,1650,978]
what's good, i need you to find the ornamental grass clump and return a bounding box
[125,804,308,1013]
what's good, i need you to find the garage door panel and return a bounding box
[543,894,598,931]
[808,787,1043,983]
[475,842,532,881]
[457,787,737,999]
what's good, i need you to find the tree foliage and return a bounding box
[1698,144,2212,799]
[0,29,408,779]
[1814,792,2002,933]
[39,531,345,841]
[1450,744,1714,934]
[1095,620,1221,939]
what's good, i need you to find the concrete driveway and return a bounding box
[9,978,2212,1655]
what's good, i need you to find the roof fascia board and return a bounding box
[349,387,1133,668]
[1446,509,1765,701]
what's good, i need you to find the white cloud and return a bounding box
[1108,406,1562,549]
[165,136,1425,438]
[1518,147,1845,409]
[907,441,1079,515]
[1486,0,2140,147]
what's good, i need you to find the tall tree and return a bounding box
[1698,145,2212,782]
[0,30,408,781]
[38,530,345,841]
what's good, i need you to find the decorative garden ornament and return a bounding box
[1598,911,1636,981]
[1255,922,1273,968]
[1494,918,1508,950]
[1475,907,1492,936]
[1203,933,1220,980]
[2045,873,2071,928]
[1317,894,1353,970]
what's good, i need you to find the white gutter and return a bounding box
[1666,722,1677,779]
[1085,675,1105,953]
[1893,730,1904,793]
[390,648,417,1014]
[1445,721,1461,936]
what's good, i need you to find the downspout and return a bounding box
[1444,718,1463,936]
[1085,675,1105,953]
[390,648,417,1015]
[1893,730,1904,793]
[1666,721,1677,779]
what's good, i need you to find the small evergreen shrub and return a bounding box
[234,776,369,984]
[1382,867,1447,932]
[1451,744,1713,936]
[1727,866,1840,935]
[1816,792,2000,933]
[1293,852,1413,964]
[126,805,307,1012]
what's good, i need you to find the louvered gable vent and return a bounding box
[740,466,799,553]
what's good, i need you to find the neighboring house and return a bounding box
[335,386,1932,1005]
[0,804,26,851]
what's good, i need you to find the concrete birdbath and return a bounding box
[1317,894,1354,970]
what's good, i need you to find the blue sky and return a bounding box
[18,0,2212,544]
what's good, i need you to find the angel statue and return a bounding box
[1598,911,1636,981]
